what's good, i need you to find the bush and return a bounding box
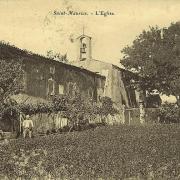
[158,102,180,123]
[0,95,118,130]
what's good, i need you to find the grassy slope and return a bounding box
[1,124,180,179]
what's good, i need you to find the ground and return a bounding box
[0,124,180,179]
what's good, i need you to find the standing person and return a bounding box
[22,115,34,138]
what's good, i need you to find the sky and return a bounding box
[0,0,179,102]
[1,0,180,64]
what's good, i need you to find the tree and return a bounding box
[0,59,23,108]
[121,22,180,105]
[46,50,68,63]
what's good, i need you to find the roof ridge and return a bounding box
[0,41,105,78]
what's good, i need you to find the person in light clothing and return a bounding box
[23,115,34,138]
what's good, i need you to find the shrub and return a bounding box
[100,96,119,116]
[158,102,180,123]
[0,94,119,130]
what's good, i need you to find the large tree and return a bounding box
[46,50,68,63]
[0,59,23,106]
[121,22,180,105]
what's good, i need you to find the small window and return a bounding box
[59,84,64,95]
[50,66,55,74]
[83,43,87,48]
[67,82,78,97]
[48,78,55,95]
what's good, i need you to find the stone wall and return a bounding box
[26,112,68,134]
[30,111,126,134]
[124,108,160,125]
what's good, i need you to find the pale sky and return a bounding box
[0,0,180,68]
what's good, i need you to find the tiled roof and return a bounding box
[0,42,105,79]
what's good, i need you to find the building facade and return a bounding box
[0,43,105,102]
[71,34,138,108]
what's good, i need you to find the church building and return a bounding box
[71,34,139,108]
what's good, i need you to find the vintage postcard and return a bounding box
[0,0,180,179]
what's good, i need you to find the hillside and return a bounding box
[0,124,180,179]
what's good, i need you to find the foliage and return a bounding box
[144,108,160,124]
[46,50,68,63]
[0,148,48,179]
[0,104,20,131]
[0,125,180,179]
[50,95,117,124]
[158,102,180,123]
[18,102,54,115]
[146,94,162,108]
[121,22,180,104]
[0,94,118,129]
[0,59,23,118]
[100,96,118,116]
[0,59,23,105]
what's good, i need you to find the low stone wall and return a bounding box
[24,112,68,134]
[19,111,126,135]
[88,112,125,125]
[124,108,160,125]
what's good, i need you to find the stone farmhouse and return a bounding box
[0,42,105,103]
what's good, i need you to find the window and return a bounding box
[67,82,73,96]
[67,82,78,97]
[48,78,55,95]
[58,84,64,95]
[50,66,55,74]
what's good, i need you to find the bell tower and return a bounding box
[76,34,92,61]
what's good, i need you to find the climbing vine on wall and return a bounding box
[0,94,118,126]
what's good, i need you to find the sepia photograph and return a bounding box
[0,0,180,179]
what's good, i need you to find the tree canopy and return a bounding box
[0,59,23,106]
[121,22,180,104]
[46,50,68,63]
